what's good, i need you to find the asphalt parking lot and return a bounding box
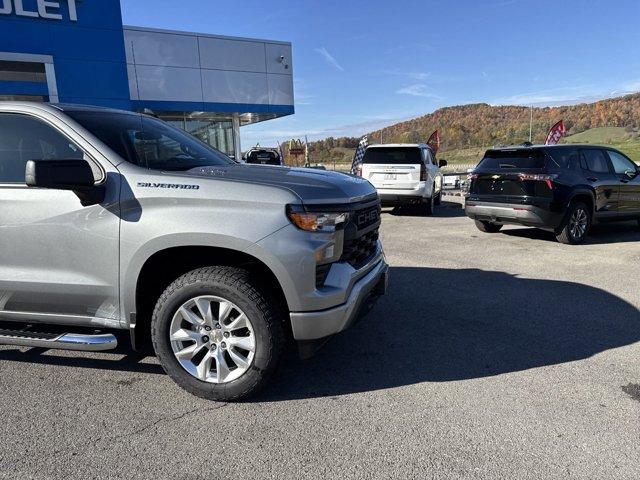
[2,200,640,480]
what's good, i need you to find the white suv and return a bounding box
[357,143,446,215]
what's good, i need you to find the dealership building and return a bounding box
[0,0,295,159]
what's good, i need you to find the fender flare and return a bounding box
[121,233,287,329]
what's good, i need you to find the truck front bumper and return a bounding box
[290,257,389,342]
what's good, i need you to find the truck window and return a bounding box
[0,113,84,184]
[67,111,235,171]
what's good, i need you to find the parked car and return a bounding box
[465,144,640,244]
[443,174,460,189]
[244,147,282,165]
[355,143,447,215]
[0,102,388,401]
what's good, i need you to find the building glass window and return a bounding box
[159,114,236,159]
[0,95,47,102]
[0,61,47,83]
[184,120,235,158]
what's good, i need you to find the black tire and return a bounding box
[423,190,435,216]
[151,266,284,402]
[474,220,503,233]
[434,186,442,206]
[556,201,591,245]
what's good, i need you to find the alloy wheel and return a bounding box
[569,208,588,240]
[169,295,256,384]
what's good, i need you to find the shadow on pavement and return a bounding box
[500,221,640,245]
[0,330,165,376]
[384,201,465,218]
[1,266,638,401]
[263,266,640,400]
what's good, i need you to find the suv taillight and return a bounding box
[420,163,427,181]
[518,173,558,190]
[355,164,363,177]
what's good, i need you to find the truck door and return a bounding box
[0,111,121,326]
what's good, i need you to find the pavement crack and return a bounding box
[110,402,230,441]
[48,403,229,457]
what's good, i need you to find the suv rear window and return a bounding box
[477,150,545,169]
[362,147,422,165]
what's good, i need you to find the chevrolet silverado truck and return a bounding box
[0,103,388,401]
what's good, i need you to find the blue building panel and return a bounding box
[0,80,49,96]
[0,0,294,121]
[49,25,131,63]
[0,0,130,105]
[54,59,130,102]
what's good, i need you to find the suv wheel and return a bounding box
[423,186,436,216]
[151,266,284,402]
[556,202,591,244]
[434,187,442,206]
[474,220,503,233]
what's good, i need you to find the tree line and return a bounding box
[282,93,640,165]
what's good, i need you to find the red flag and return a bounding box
[545,120,566,145]
[427,130,440,153]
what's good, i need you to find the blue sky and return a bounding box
[121,0,640,147]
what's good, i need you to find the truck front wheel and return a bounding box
[151,266,284,402]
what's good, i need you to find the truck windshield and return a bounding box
[362,147,422,164]
[66,111,235,171]
[477,150,545,169]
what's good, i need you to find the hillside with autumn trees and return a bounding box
[297,93,640,167]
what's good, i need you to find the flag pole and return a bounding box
[529,106,533,143]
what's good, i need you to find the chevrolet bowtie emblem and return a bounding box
[491,175,500,179]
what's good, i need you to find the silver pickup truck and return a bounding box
[0,103,388,401]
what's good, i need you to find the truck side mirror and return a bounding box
[439,159,448,167]
[25,159,105,206]
[25,159,96,190]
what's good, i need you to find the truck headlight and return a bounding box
[286,205,349,232]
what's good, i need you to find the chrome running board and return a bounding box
[0,328,117,351]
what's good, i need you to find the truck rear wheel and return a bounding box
[151,266,284,402]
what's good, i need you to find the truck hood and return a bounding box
[184,164,377,204]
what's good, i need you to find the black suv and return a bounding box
[465,145,640,244]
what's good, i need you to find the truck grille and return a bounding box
[342,229,380,268]
[340,202,381,269]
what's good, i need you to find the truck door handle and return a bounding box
[587,177,598,182]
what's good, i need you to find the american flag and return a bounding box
[351,135,369,174]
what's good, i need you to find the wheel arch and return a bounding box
[567,188,596,218]
[129,244,289,351]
